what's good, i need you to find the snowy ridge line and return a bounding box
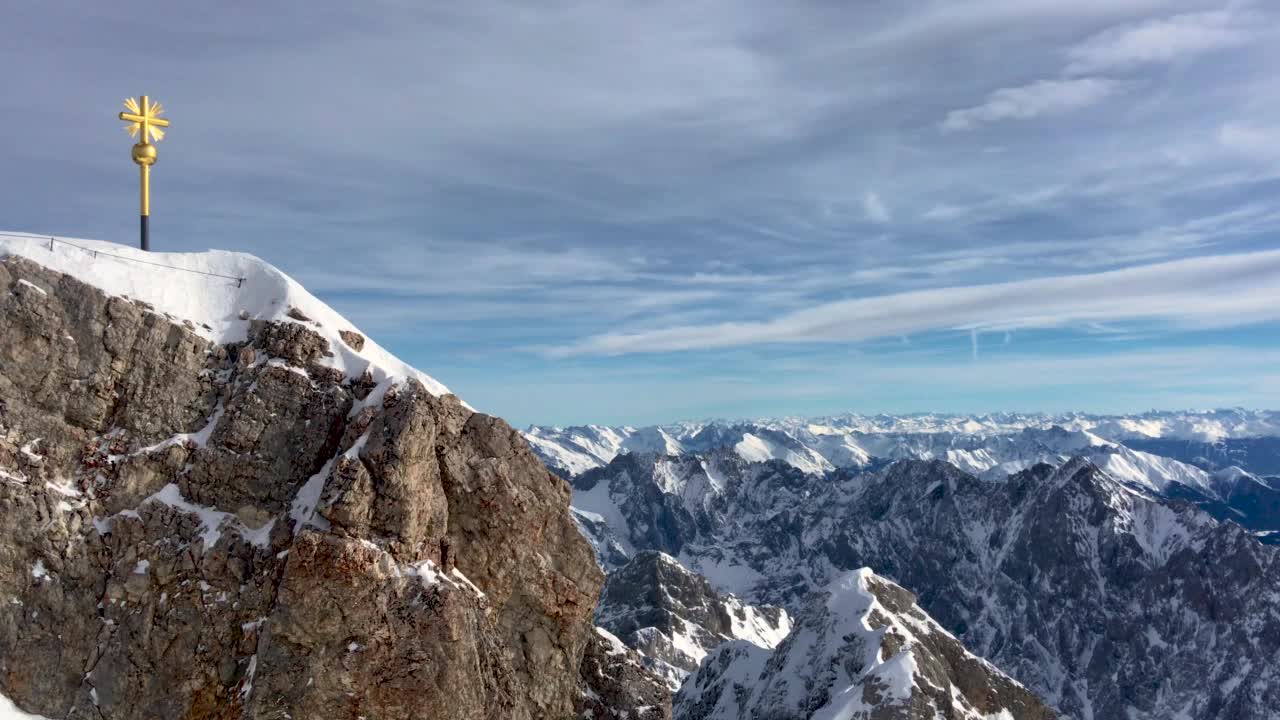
[1,231,455,398]
[0,232,247,285]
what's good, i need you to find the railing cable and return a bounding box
[0,231,245,287]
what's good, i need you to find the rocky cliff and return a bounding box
[577,627,672,720]
[0,245,606,719]
[594,551,789,689]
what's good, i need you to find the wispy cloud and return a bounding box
[940,7,1267,134]
[941,78,1119,132]
[550,249,1280,356]
[1217,122,1280,158]
[1065,9,1257,74]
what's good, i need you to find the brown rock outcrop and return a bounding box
[0,255,603,719]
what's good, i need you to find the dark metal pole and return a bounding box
[140,215,150,251]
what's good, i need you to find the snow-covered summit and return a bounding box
[675,568,1056,720]
[0,232,451,398]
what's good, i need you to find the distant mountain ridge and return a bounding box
[525,409,1280,479]
[532,410,1280,543]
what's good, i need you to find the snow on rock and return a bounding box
[134,401,225,455]
[96,483,276,549]
[19,439,42,462]
[724,594,792,650]
[622,427,687,457]
[289,458,336,534]
[0,233,451,398]
[595,626,632,657]
[0,693,55,720]
[523,424,635,477]
[733,432,833,475]
[578,625,674,720]
[594,551,791,691]
[675,568,1056,720]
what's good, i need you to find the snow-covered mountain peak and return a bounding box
[676,568,1057,720]
[1022,458,1212,565]
[0,233,452,398]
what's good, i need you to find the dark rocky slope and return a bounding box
[578,627,673,720]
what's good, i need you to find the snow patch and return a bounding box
[0,692,55,720]
[596,626,630,657]
[43,481,80,498]
[142,483,275,549]
[19,439,42,465]
[400,559,486,599]
[14,278,47,296]
[136,402,225,454]
[289,458,334,534]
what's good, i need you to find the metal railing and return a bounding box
[0,231,246,287]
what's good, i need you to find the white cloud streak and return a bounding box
[941,78,1118,132]
[550,249,1280,356]
[1217,122,1280,158]
[940,8,1265,133]
[1065,10,1257,75]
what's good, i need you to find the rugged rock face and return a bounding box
[676,569,1056,720]
[0,255,603,719]
[595,551,789,688]
[573,452,723,562]
[577,627,672,720]
[577,450,1280,719]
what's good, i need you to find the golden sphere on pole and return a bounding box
[131,142,158,166]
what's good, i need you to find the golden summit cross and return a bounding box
[119,95,169,144]
[118,95,171,251]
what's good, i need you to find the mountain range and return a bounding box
[526,410,1280,477]
[528,413,1280,544]
[535,414,1280,718]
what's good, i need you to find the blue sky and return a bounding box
[2,0,1278,427]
